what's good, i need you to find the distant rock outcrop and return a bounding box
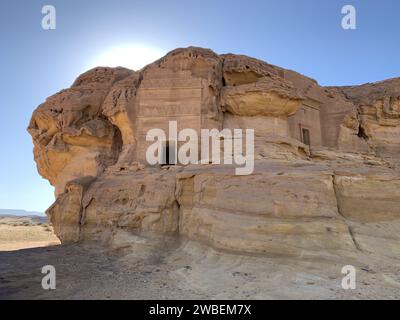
[28,47,400,259]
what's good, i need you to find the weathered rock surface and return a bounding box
[28,47,400,261]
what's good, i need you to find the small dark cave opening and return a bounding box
[357,125,369,140]
[111,125,123,157]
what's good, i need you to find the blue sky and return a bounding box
[0,0,399,212]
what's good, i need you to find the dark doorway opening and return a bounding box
[302,128,311,146]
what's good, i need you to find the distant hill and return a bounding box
[0,209,45,217]
[0,215,48,225]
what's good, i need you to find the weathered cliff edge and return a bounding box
[28,47,400,259]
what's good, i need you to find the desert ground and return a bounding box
[1,223,399,300]
[0,215,60,251]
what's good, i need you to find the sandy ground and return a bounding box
[1,230,400,299]
[0,216,60,251]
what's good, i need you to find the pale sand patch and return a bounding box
[0,224,60,251]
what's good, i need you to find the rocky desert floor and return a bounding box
[1,229,400,300]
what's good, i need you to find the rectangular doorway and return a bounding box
[301,128,311,146]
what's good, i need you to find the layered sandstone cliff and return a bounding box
[28,47,400,259]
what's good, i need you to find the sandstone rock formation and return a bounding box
[28,47,400,259]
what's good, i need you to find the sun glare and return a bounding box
[90,45,165,71]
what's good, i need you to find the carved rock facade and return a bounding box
[28,47,400,258]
